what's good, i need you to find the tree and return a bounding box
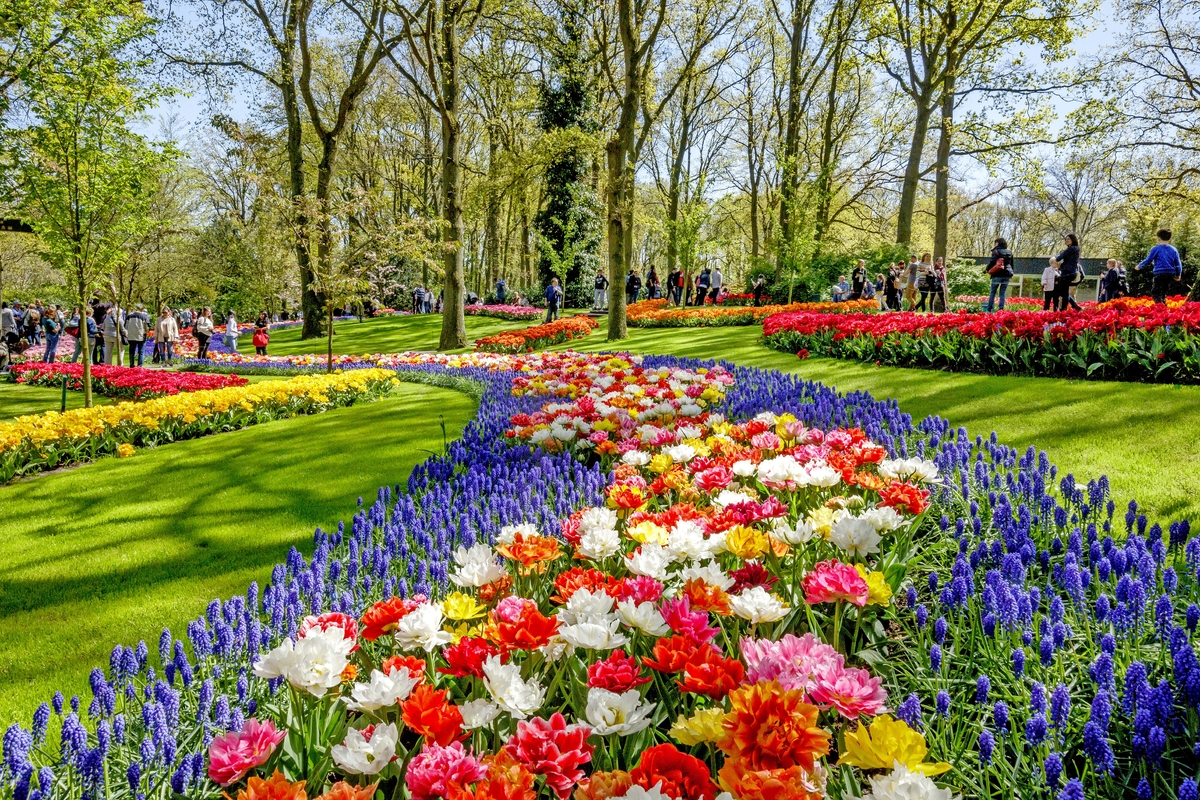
[389,0,488,350]
[7,0,168,406]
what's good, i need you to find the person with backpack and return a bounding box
[1135,228,1184,304]
[545,277,563,322]
[625,270,642,305]
[695,268,711,305]
[593,269,609,311]
[985,238,1015,312]
[124,303,150,366]
[495,278,507,305]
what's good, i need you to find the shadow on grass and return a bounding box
[0,384,476,719]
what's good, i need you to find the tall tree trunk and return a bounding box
[933,55,956,260]
[520,207,531,286]
[746,85,760,265]
[484,132,500,294]
[438,1,467,350]
[813,46,844,254]
[777,0,806,279]
[896,99,933,246]
[606,138,628,339]
[76,268,92,408]
[283,71,323,340]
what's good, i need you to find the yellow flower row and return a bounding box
[0,369,399,483]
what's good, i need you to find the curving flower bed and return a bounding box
[763,301,1200,383]
[475,316,599,353]
[628,299,878,328]
[465,304,544,321]
[9,362,248,399]
[0,369,399,483]
[3,349,1197,800]
[952,296,1044,311]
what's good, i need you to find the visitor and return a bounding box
[885,264,901,310]
[851,260,867,300]
[874,274,887,310]
[156,306,180,365]
[832,275,851,302]
[914,253,934,311]
[752,274,767,307]
[1135,228,1183,304]
[862,275,877,304]
[495,277,507,304]
[253,312,270,355]
[646,267,661,300]
[193,308,214,360]
[668,267,684,305]
[180,306,193,329]
[70,308,97,363]
[708,265,723,304]
[102,303,124,364]
[986,237,1015,312]
[1051,233,1082,310]
[224,311,239,353]
[90,298,107,363]
[1,302,15,341]
[625,269,641,305]
[904,255,920,310]
[1041,259,1059,310]
[1069,264,1085,307]
[125,303,150,366]
[684,274,695,306]
[593,269,609,310]
[40,305,62,363]
[424,288,434,314]
[545,277,563,322]
[932,257,949,312]
[695,268,710,305]
[23,303,41,345]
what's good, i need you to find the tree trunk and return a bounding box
[896,99,933,246]
[606,138,628,340]
[484,133,500,295]
[746,96,760,265]
[776,0,806,279]
[283,73,323,340]
[933,56,956,260]
[76,269,92,408]
[438,1,467,351]
[813,46,844,254]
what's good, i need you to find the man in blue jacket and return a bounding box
[1136,228,1184,304]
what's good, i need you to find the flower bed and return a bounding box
[714,293,769,306]
[628,298,878,328]
[3,349,1197,800]
[475,315,599,353]
[763,302,1200,383]
[0,369,398,482]
[9,362,247,399]
[952,295,1044,311]
[465,304,543,321]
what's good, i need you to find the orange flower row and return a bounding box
[475,316,600,353]
[627,299,878,328]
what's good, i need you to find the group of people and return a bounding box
[411,286,442,314]
[589,265,727,311]
[834,255,951,312]
[0,298,270,369]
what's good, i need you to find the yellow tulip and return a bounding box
[838,715,951,776]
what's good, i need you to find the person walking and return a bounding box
[708,265,723,304]
[593,269,609,310]
[495,278,507,304]
[156,306,180,365]
[874,273,887,310]
[903,255,920,310]
[1051,233,1082,310]
[751,274,767,307]
[645,267,661,300]
[914,253,934,311]
[625,269,642,305]
[695,268,710,305]
[850,260,867,300]
[224,311,239,353]
[933,257,950,312]
[1135,228,1184,304]
[69,307,97,363]
[667,268,683,305]
[193,307,214,359]
[545,277,563,322]
[124,303,150,366]
[40,305,62,363]
[23,304,41,345]
[90,299,108,363]
[883,264,900,310]
[253,312,270,355]
[986,238,1015,312]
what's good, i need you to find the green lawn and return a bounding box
[0,382,476,722]
[552,323,1200,523]
[262,312,532,356]
[1,379,114,418]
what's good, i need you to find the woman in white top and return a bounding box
[1041,261,1059,310]
[155,306,180,364]
[193,307,215,359]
